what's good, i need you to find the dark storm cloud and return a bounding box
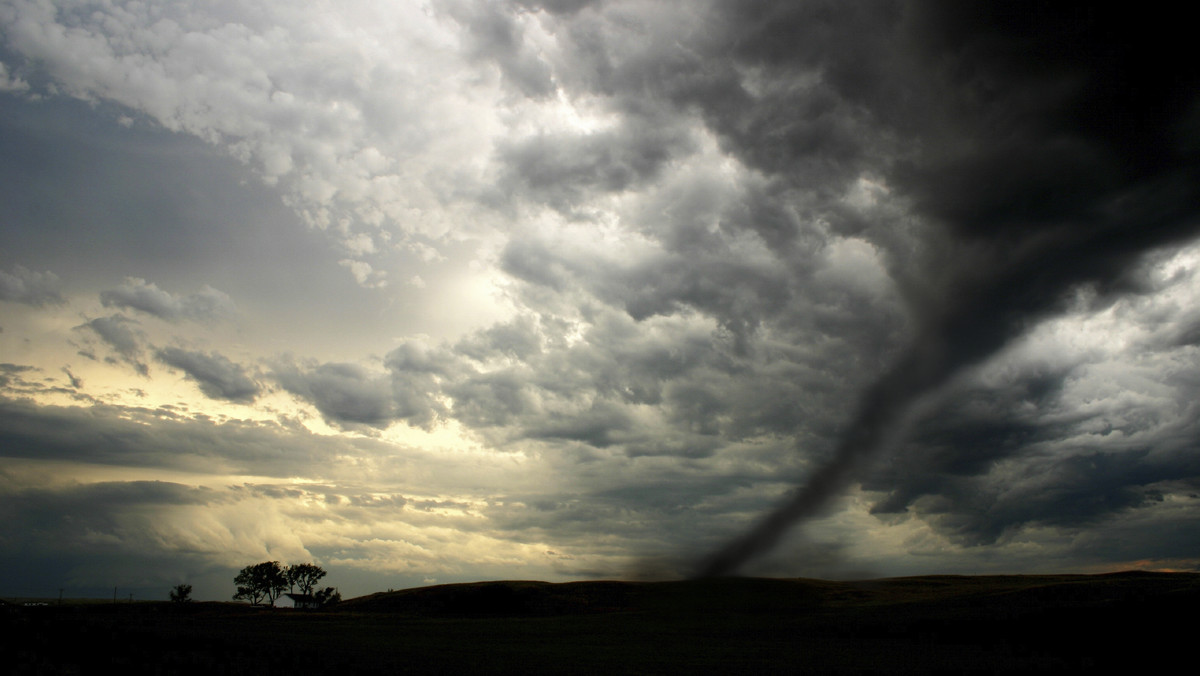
[0,478,220,555]
[498,216,902,442]
[288,304,859,485]
[491,1,912,367]
[441,0,556,98]
[384,345,459,428]
[274,351,459,431]
[496,179,897,355]
[525,399,632,447]
[445,369,540,428]
[861,352,1200,544]
[865,363,1079,518]
[699,2,906,179]
[101,277,235,322]
[539,1,899,225]
[482,465,803,574]
[77,314,149,376]
[939,450,1193,543]
[517,0,599,16]
[497,119,694,211]
[273,305,819,460]
[499,238,578,291]
[155,347,260,402]
[5,0,1195,585]
[453,315,543,361]
[0,474,255,598]
[273,361,398,428]
[601,251,791,350]
[886,442,1200,553]
[0,264,64,306]
[451,313,701,437]
[3,479,219,516]
[689,1,1200,575]
[467,0,1200,576]
[0,395,351,476]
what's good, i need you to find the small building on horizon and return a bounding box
[275,593,320,610]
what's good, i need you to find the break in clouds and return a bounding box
[1,1,1199,598]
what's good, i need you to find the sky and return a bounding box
[2,1,1199,601]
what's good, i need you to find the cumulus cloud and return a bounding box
[496,117,696,212]
[100,278,235,322]
[156,347,260,402]
[440,0,556,98]
[273,360,404,429]
[0,265,64,306]
[0,0,500,253]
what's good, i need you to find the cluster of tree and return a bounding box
[233,561,337,607]
[233,561,288,605]
[169,583,192,602]
[286,562,326,595]
[313,586,341,605]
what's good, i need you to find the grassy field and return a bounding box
[3,571,1196,674]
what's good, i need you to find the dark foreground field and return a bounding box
[4,571,1197,674]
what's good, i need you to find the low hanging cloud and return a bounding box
[101,278,235,322]
[156,347,260,402]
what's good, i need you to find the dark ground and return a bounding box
[3,571,1196,674]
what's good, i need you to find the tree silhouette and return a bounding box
[169,583,192,603]
[314,586,341,607]
[286,563,327,595]
[233,561,289,605]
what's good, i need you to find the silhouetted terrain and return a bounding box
[4,572,1196,674]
